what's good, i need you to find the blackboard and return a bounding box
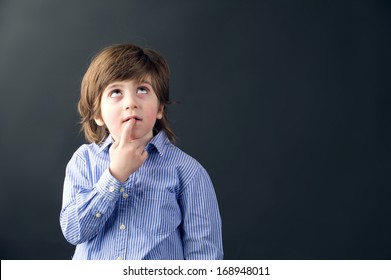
[0,0,390,259]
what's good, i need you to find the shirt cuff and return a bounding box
[95,168,126,201]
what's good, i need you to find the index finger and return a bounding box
[119,118,136,144]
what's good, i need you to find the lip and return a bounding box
[123,115,142,122]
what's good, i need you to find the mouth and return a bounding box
[123,115,142,122]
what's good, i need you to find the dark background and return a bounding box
[1,0,390,260]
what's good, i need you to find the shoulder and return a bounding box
[163,143,209,184]
[69,142,102,164]
[165,143,201,167]
[71,135,113,160]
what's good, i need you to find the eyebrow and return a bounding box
[105,83,124,90]
[104,80,153,91]
[139,80,152,86]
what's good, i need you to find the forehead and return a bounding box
[108,70,154,84]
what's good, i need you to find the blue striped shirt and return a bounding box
[60,131,223,260]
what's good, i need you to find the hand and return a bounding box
[109,119,148,182]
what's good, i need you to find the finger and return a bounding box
[141,149,149,161]
[111,137,119,149]
[120,118,136,145]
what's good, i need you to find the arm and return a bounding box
[178,167,224,260]
[60,119,148,245]
[59,152,124,245]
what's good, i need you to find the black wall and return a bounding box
[1,0,390,259]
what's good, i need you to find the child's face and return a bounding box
[94,78,163,143]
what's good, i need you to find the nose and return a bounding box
[124,93,139,110]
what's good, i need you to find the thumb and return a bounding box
[109,140,118,159]
[142,149,149,160]
[111,137,119,149]
[110,133,120,151]
[140,149,149,163]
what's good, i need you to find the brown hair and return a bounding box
[78,44,175,144]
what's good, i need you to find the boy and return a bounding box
[60,44,223,260]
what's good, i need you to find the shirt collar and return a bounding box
[97,134,114,153]
[145,131,171,156]
[96,131,171,156]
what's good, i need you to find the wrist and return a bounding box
[109,165,129,182]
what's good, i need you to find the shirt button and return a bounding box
[116,256,123,260]
[109,186,116,192]
[123,193,129,199]
[120,224,126,230]
[95,212,102,218]
[120,187,125,193]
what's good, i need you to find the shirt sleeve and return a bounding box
[178,166,224,260]
[60,151,125,245]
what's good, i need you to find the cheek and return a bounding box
[144,107,160,124]
[101,104,120,128]
[104,114,117,126]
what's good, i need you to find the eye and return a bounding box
[137,86,148,95]
[110,90,122,97]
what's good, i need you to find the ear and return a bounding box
[94,116,105,126]
[156,105,164,120]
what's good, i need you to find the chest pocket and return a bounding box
[131,188,181,236]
